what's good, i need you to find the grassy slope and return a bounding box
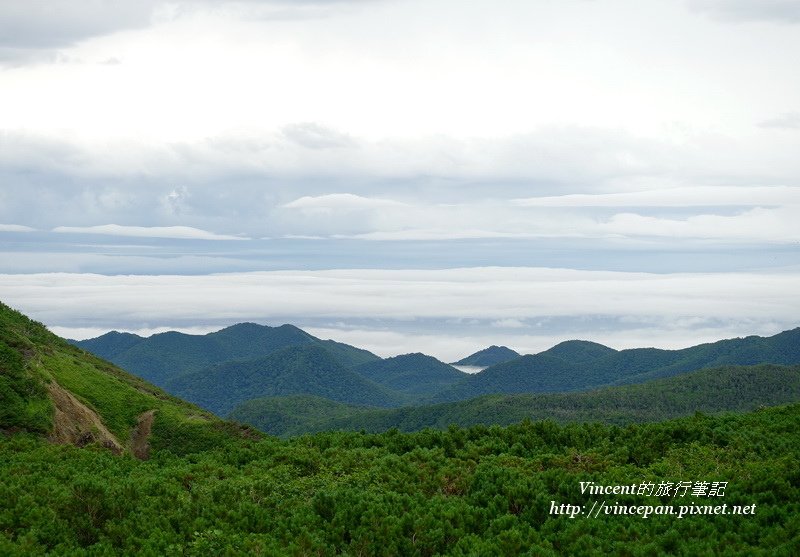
[0,301,258,455]
[229,364,800,436]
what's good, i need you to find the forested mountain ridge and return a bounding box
[434,328,800,401]
[538,339,617,364]
[452,345,520,366]
[165,343,409,415]
[72,322,380,387]
[351,352,466,396]
[229,363,800,436]
[0,301,258,457]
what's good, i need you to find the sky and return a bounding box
[1,0,799,361]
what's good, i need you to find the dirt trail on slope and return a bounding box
[47,381,123,454]
[130,409,156,460]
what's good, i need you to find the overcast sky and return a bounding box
[1,0,798,360]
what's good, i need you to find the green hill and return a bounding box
[165,344,408,415]
[434,353,582,401]
[229,363,800,436]
[72,322,380,387]
[434,328,800,401]
[452,345,520,366]
[352,353,467,396]
[538,339,617,364]
[0,301,259,457]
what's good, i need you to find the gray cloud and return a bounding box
[2,125,799,251]
[0,0,379,63]
[688,0,800,23]
[163,0,384,24]
[513,186,800,207]
[0,224,35,232]
[52,224,248,241]
[281,122,356,149]
[759,112,800,129]
[5,124,798,195]
[0,1,155,62]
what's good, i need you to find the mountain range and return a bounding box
[431,330,800,402]
[74,322,380,387]
[66,318,800,436]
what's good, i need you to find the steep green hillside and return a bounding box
[436,328,800,401]
[231,364,800,436]
[166,344,408,415]
[73,322,380,386]
[452,345,520,366]
[0,301,258,457]
[352,353,467,396]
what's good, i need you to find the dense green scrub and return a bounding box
[2,404,799,555]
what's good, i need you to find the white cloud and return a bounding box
[281,122,356,149]
[513,186,800,207]
[2,267,797,326]
[688,0,800,24]
[338,229,540,241]
[0,224,35,232]
[284,198,800,244]
[52,224,248,240]
[3,267,795,360]
[598,206,800,243]
[50,323,221,341]
[164,186,190,215]
[490,318,527,329]
[284,193,406,211]
[758,112,800,130]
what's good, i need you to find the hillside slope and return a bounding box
[538,339,617,364]
[73,322,380,386]
[232,364,800,436]
[166,344,408,415]
[0,301,258,457]
[352,353,467,396]
[452,345,520,367]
